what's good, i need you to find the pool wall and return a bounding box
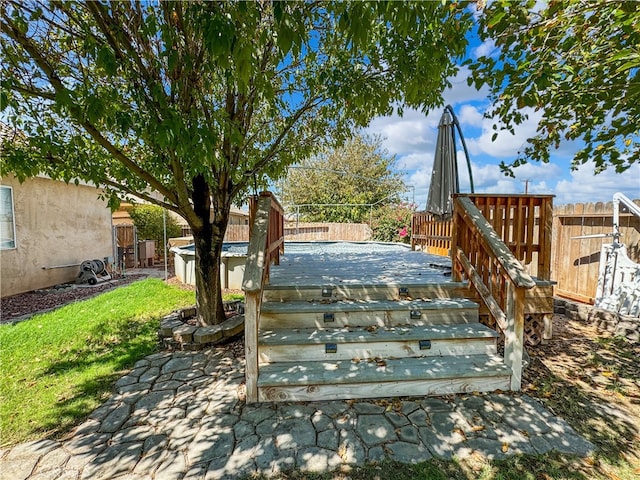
[171,243,247,289]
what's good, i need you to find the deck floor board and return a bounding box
[269,247,451,286]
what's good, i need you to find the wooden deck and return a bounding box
[269,245,453,286]
[248,244,508,402]
[243,193,555,403]
[268,245,553,325]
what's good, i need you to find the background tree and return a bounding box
[1,1,471,325]
[129,205,181,258]
[469,0,640,175]
[280,135,406,223]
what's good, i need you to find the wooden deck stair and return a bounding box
[255,283,512,402]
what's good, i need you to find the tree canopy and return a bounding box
[279,135,406,223]
[470,0,640,175]
[0,1,471,325]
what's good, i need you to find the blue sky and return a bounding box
[365,37,640,208]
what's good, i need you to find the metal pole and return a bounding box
[163,208,168,282]
[446,104,475,193]
[133,227,139,268]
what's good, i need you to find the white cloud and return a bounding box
[511,162,563,182]
[367,109,436,155]
[466,107,544,158]
[472,39,497,59]
[366,67,491,156]
[554,162,640,205]
[442,67,490,106]
[365,69,640,207]
[458,105,484,128]
[405,167,432,208]
[455,159,561,196]
[395,152,434,172]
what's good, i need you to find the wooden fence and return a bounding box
[412,196,640,304]
[178,222,371,243]
[225,225,250,241]
[552,199,640,303]
[113,224,137,268]
[284,222,371,241]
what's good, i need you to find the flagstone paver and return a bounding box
[0,347,595,480]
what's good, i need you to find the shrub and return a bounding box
[371,202,416,244]
[129,204,182,253]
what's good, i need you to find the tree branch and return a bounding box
[101,178,181,214]
[1,13,179,206]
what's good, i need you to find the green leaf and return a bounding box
[1,0,474,322]
[96,46,117,76]
[487,10,507,29]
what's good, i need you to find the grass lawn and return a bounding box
[0,278,195,446]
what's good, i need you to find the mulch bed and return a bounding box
[0,274,146,323]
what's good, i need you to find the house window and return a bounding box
[0,186,16,250]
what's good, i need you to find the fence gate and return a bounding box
[112,224,138,270]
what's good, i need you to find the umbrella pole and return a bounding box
[445,105,475,193]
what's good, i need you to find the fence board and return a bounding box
[552,199,640,303]
[225,225,250,242]
[284,222,371,242]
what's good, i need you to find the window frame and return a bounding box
[0,185,17,250]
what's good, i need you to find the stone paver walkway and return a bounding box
[0,348,594,480]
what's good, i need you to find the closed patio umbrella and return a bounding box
[425,105,474,220]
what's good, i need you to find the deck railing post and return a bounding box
[244,291,260,402]
[504,281,525,391]
[540,197,553,281]
[243,195,271,404]
[243,191,285,404]
[411,214,416,251]
[450,200,461,281]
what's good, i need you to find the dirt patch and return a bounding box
[523,314,640,471]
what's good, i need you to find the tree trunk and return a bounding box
[192,228,226,326]
[188,173,232,327]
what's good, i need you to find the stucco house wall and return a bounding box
[0,174,113,297]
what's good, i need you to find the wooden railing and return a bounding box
[243,191,285,403]
[411,211,451,257]
[452,196,537,391]
[467,194,553,280]
[412,194,553,280]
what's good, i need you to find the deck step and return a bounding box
[258,323,497,362]
[262,282,471,302]
[257,354,511,402]
[260,298,478,329]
